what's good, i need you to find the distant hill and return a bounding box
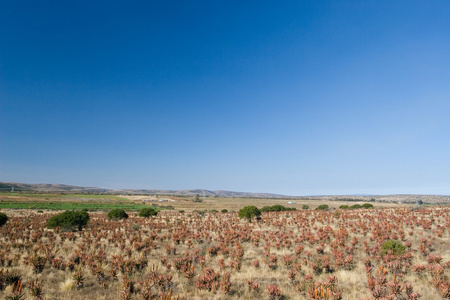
[1,182,449,204]
[0,182,108,193]
[0,182,288,198]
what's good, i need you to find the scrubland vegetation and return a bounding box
[0,206,448,299]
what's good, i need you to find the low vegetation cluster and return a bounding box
[260,205,297,212]
[0,212,7,227]
[46,210,90,231]
[315,205,330,211]
[138,208,158,218]
[0,206,448,299]
[339,203,374,210]
[108,208,129,221]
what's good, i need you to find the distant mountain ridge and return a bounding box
[1,182,449,203]
[0,182,289,198]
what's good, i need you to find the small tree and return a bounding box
[238,206,261,222]
[0,212,7,227]
[47,210,89,231]
[108,208,128,220]
[138,207,158,218]
[194,194,202,203]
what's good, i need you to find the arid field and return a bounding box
[0,202,449,299]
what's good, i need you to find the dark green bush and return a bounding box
[381,240,406,256]
[221,209,228,213]
[107,208,128,220]
[46,210,89,231]
[315,204,329,210]
[302,205,309,210]
[269,204,285,211]
[238,206,261,222]
[340,203,373,210]
[261,205,296,212]
[361,203,374,209]
[138,207,158,217]
[260,206,272,212]
[0,212,7,227]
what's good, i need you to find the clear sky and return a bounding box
[1,1,450,195]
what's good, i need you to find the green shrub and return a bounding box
[269,204,285,211]
[260,206,272,212]
[0,212,7,227]
[107,208,128,220]
[138,207,158,217]
[46,210,89,231]
[238,205,261,222]
[315,204,329,210]
[302,205,309,210]
[340,203,372,210]
[221,209,228,213]
[261,205,296,212]
[381,240,406,256]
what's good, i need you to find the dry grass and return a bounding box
[124,195,412,212]
[0,205,448,299]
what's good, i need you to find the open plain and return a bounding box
[0,195,448,299]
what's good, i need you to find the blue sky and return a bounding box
[1,1,450,195]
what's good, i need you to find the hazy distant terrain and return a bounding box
[1,182,449,204]
[0,182,286,198]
